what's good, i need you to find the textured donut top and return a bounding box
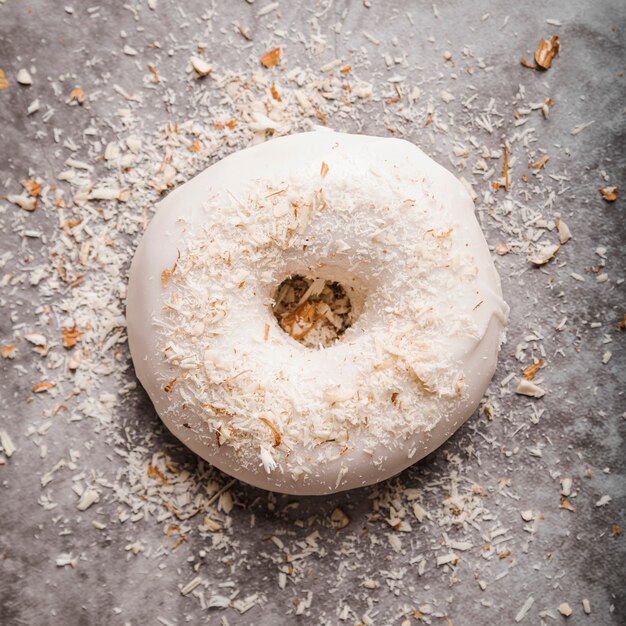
[127,131,508,492]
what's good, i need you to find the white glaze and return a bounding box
[126,131,508,495]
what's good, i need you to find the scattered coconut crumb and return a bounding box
[0,430,16,457]
[529,244,559,266]
[516,379,545,398]
[17,68,33,85]
[190,57,212,77]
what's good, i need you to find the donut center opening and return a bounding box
[272,274,357,348]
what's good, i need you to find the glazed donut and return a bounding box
[126,131,508,495]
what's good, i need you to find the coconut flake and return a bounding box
[555,216,571,244]
[190,57,212,77]
[529,244,559,266]
[77,487,101,511]
[0,431,16,457]
[17,68,33,85]
[516,379,545,398]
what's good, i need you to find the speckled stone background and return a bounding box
[0,1,625,625]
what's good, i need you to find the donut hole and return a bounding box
[272,274,359,348]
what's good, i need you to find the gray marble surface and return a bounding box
[0,1,625,625]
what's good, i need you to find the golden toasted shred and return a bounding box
[236,22,252,41]
[598,186,619,202]
[258,417,282,447]
[161,255,179,288]
[147,64,160,83]
[62,325,82,349]
[0,344,17,359]
[529,154,549,170]
[32,381,56,393]
[21,179,42,197]
[522,35,560,70]
[535,36,560,69]
[522,358,543,381]
[260,47,281,68]
[270,82,282,102]
[69,87,85,104]
[502,144,510,190]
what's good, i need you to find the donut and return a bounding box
[126,131,509,495]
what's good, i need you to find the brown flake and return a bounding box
[62,325,82,349]
[270,82,282,102]
[502,144,510,191]
[529,154,549,170]
[0,344,17,359]
[161,256,178,288]
[69,87,85,105]
[598,186,619,202]
[260,47,281,69]
[522,36,560,70]
[164,378,177,393]
[520,57,537,70]
[258,417,282,447]
[320,161,329,178]
[147,464,169,484]
[559,497,575,512]
[164,525,186,548]
[236,22,252,41]
[21,179,42,198]
[536,36,560,69]
[315,109,328,125]
[611,523,622,538]
[32,381,56,393]
[161,268,172,288]
[522,358,543,381]
[0,69,8,90]
[147,63,160,83]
